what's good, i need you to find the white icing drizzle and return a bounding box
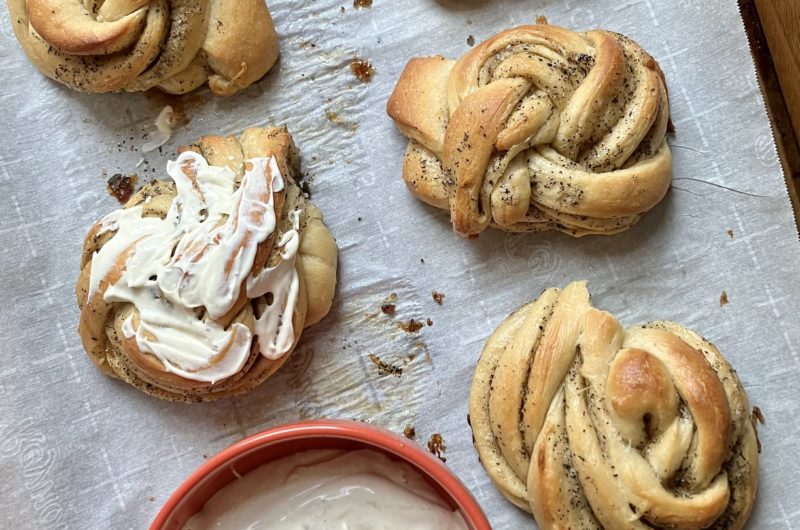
[141,105,175,153]
[246,209,301,359]
[87,152,301,384]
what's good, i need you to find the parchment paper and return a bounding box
[1,0,799,528]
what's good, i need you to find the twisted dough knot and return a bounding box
[387,22,672,238]
[76,128,337,401]
[469,282,759,529]
[8,0,279,95]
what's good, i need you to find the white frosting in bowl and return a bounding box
[181,449,470,530]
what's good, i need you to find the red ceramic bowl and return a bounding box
[151,419,491,530]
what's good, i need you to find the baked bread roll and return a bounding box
[387,20,672,238]
[7,0,279,96]
[76,127,337,401]
[469,281,758,529]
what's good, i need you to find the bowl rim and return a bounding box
[150,418,491,530]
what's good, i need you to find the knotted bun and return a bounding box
[76,127,337,401]
[7,0,279,95]
[387,21,672,238]
[469,281,759,529]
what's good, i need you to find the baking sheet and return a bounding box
[1,0,800,528]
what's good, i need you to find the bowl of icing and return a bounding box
[151,419,491,530]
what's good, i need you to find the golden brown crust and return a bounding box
[7,0,279,96]
[76,127,338,402]
[469,281,759,529]
[203,0,280,96]
[387,21,672,238]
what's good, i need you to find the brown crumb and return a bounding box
[426,318,433,326]
[403,424,416,439]
[432,291,445,305]
[536,15,548,24]
[399,319,424,333]
[299,180,312,199]
[720,291,729,306]
[353,0,372,8]
[466,35,475,46]
[752,406,764,453]
[350,58,374,82]
[381,293,397,315]
[147,496,155,502]
[427,433,447,462]
[369,353,403,376]
[727,229,734,238]
[324,110,358,131]
[339,5,345,13]
[107,173,137,204]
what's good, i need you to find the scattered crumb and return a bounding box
[752,406,765,424]
[353,0,372,8]
[324,109,358,131]
[466,35,475,46]
[426,318,433,326]
[427,433,447,462]
[339,6,345,13]
[432,291,444,305]
[466,18,472,25]
[299,180,312,199]
[147,496,155,502]
[142,89,204,128]
[420,258,425,264]
[381,293,397,315]
[720,291,729,306]
[350,58,375,82]
[727,229,734,238]
[536,15,548,24]
[403,424,416,439]
[357,216,362,222]
[369,353,403,376]
[752,406,764,453]
[399,319,424,333]
[107,173,137,204]
[203,454,209,459]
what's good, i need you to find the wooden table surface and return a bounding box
[743,0,800,222]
